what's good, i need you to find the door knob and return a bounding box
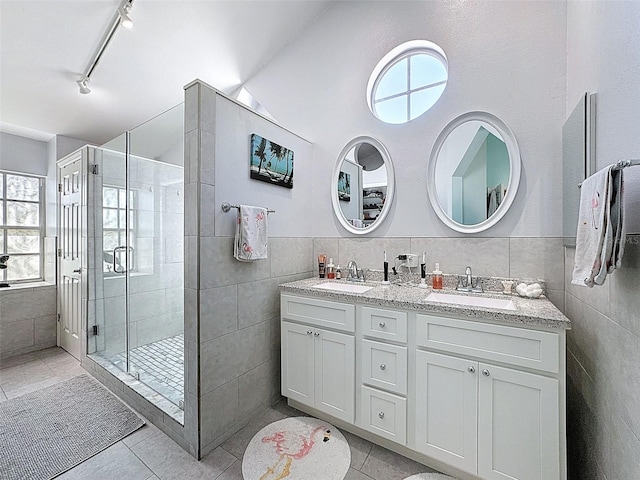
[306,330,312,335]
[482,369,490,376]
[378,412,385,419]
[380,364,386,370]
[314,332,320,337]
[468,366,475,373]
[379,321,386,328]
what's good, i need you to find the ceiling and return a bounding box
[0,0,333,145]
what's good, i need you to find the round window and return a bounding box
[367,40,448,124]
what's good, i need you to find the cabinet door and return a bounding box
[478,363,560,480]
[415,350,478,474]
[314,329,355,422]
[281,321,315,406]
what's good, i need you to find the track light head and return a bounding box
[119,1,133,29]
[77,78,91,94]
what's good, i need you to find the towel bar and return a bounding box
[221,202,275,214]
[578,158,640,188]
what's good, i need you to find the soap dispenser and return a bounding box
[326,258,336,279]
[432,263,443,290]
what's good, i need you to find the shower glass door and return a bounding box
[90,103,185,411]
[127,104,185,406]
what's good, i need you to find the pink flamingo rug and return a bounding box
[242,416,351,480]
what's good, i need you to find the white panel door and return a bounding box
[478,363,560,480]
[415,350,478,474]
[58,153,83,359]
[314,328,355,422]
[281,321,315,405]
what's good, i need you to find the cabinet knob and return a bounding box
[378,412,385,419]
[379,322,386,328]
[314,332,320,337]
[380,364,386,371]
[468,366,475,373]
[482,369,490,377]
[306,330,313,335]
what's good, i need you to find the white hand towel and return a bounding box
[572,166,625,287]
[234,205,268,262]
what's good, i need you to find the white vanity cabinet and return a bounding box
[280,291,567,480]
[415,314,562,480]
[280,294,355,422]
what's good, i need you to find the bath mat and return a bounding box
[403,474,459,480]
[242,416,350,480]
[0,374,144,480]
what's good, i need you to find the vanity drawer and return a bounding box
[362,339,407,395]
[281,294,355,333]
[416,314,559,374]
[361,306,407,343]
[360,385,407,444]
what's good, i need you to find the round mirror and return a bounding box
[427,111,521,233]
[331,136,395,234]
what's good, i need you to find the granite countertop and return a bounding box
[280,277,571,330]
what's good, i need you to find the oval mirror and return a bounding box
[427,111,521,233]
[331,136,395,234]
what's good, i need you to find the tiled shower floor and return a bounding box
[98,334,184,408]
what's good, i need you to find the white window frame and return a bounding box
[367,40,448,124]
[102,184,136,274]
[0,170,46,283]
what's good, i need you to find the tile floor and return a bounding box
[0,347,444,480]
[110,334,184,407]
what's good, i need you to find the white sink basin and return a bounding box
[425,292,516,311]
[313,282,374,294]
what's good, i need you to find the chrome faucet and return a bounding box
[457,265,484,293]
[347,261,359,281]
[347,261,366,282]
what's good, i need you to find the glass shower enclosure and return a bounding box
[87,103,185,418]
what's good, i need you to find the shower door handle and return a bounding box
[113,246,134,274]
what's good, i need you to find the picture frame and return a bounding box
[338,171,351,201]
[250,133,294,189]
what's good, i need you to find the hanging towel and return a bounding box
[234,205,268,261]
[572,166,625,287]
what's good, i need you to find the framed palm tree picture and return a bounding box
[250,134,294,189]
[338,171,351,201]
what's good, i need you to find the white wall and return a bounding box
[213,95,314,237]
[0,132,48,175]
[245,0,566,238]
[567,1,640,234]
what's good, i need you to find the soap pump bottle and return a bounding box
[326,258,336,279]
[432,263,443,290]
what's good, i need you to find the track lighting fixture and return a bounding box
[119,1,133,29]
[77,77,91,94]
[75,0,134,94]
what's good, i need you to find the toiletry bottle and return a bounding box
[326,258,336,279]
[432,263,443,289]
[336,265,341,280]
[318,254,327,278]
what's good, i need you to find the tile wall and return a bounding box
[565,235,640,480]
[185,80,316,458]
[0,284,57,359]
[313,236,566,311]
